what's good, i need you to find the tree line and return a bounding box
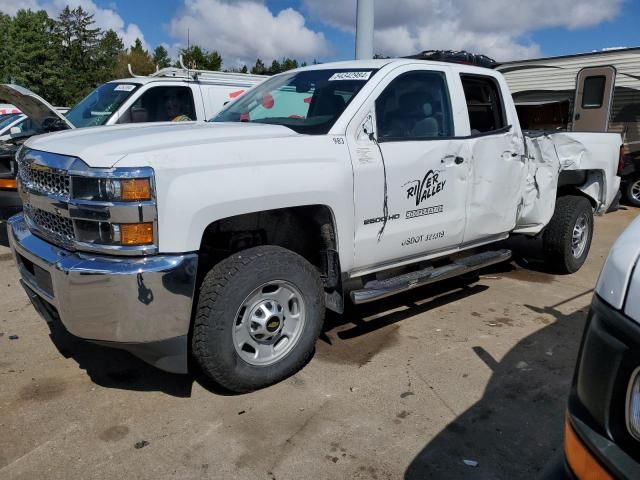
[0,7,309,107]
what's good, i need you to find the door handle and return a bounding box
[454,156,464,165]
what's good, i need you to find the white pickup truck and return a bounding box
[8,59,622,392]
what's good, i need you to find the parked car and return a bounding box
[0,108,69,142]
[544,216,640,479]
[0,68,266,219]
[0,103,21,115]
[620,155,640,206]
[8,58,622,392]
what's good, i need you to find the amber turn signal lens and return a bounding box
[0,178,17,189]
[564,418,613,480]
[121,178,151,201]
[120,223,154,245]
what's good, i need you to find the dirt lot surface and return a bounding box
[0,207,638,480]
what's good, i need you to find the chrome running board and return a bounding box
[350,249,512,304]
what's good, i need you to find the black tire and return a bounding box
[542,195,594,274]
[192,246,325,393]
[624,175,640,207]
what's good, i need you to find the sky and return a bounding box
[1,0,638,67]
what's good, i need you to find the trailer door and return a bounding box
[572,66,616,132]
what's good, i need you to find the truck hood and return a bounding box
[24,121,299,168]
[0,84,74,130]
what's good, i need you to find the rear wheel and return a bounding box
[542,196,594,274]
[624,175,640,207]
[192,246,325,393]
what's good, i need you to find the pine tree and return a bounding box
[54,6,103,102]
[9,9,66,105]
[0,13,12,83]
[152,45,171,69]
[96,29,124,82]
[251,58,266,75]
[179,45,222,71]
[115,38,155,77]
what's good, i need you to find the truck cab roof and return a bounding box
[295,58,499,76]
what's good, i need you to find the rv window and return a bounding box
[460,75,506,134]
[375,70,453,140]
[582,76,606,109]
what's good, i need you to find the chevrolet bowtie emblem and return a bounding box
[30,164,49,172]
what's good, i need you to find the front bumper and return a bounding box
[8,214,198,373]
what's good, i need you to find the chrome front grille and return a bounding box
[19,162,70,197]
[24,205,75,242]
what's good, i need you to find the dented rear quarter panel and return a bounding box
[516,131,622,234]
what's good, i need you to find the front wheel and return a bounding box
[542,195,594,274]
[624,175,640,207]
[192,246,325,393]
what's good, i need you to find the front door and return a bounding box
[572,66,616,132]
[350,67,470,272]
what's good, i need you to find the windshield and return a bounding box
[66,82,140,128]
[212,68,378,134]
[0,114,22,132]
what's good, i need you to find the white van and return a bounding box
[0,67,267,133]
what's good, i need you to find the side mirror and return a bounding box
[9,126,21,135]
[223,101,230,106]
[358,113,376,142]
[131,107,149,123]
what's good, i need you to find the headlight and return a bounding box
[628,367,640,441]
[72,177,152,202]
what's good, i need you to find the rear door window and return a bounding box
[460,75,506,134]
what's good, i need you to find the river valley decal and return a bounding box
[403,169,446,206]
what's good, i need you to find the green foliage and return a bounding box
[179,45,222,71]
[54,6,112,102]
[251,58,266,75]
[114,38,155,77]
[251,57,299,75]
[0,7,310,107]
[8,9,66,105]
[152,45,171,69]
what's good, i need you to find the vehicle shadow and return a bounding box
[404,292,591,479]
[46,319,195,398]
[324,276,490,342]
[43,275,490,398]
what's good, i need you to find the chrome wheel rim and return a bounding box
[631,179,640,202]
[571,213,590,259]
[232,280,306,366]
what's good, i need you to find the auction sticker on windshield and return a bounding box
[114,84,136,92]
[329,71,373,81]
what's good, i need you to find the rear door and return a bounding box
[460,74,525,244]
[572,66,616,132]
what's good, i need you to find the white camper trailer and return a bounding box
[498,47,640,205]
[499,47,640,135]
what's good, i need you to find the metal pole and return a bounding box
[355,0,374,60]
